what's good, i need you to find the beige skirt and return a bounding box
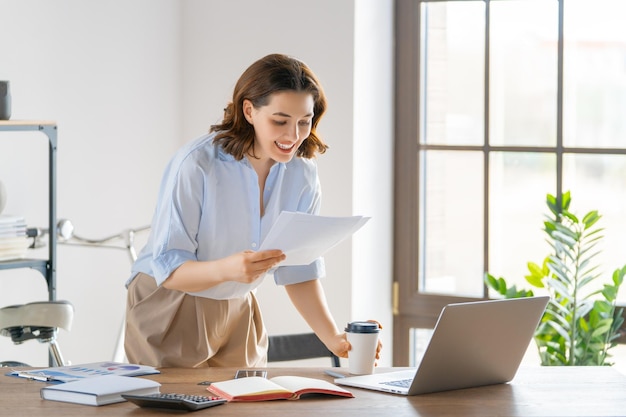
[124,273,268,368]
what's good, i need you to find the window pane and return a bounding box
[563,154,626,303]
[563,0,626,148]
[420,1,485,146]
[488,152,556,293]
[410,328,434,367]
[419,151,483,297]
[490,0,559,147]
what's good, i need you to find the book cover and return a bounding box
[40,374,161,406]
[12,361,160,383]
[207,375,354,402]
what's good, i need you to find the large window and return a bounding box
[394,0,626,366]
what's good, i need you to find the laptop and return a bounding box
[335,296,549,395]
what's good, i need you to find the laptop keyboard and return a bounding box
[381,378,413,388]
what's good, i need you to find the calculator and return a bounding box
[122,393,227,411]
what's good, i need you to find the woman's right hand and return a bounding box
[163,249,285,292]
[219,250,286,284]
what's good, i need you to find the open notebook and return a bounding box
[336,296,549,395]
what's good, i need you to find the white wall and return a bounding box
[0,0,393,368]
[0,0,181,366]
[353,0,394,362]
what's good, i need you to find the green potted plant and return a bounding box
[485,191,625,366]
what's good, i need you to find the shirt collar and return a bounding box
[215,141,288,173]
[215,143,236,162]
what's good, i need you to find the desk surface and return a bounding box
[3,366,626,417]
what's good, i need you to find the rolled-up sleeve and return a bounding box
[148,149,205,285]
[152,248,197,286]
[273,258,326,285]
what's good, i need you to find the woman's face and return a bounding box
[243,91,314,165]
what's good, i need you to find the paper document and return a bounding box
[259,211,370,266]
[10,361,160,383]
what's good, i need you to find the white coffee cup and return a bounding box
[345,321,380,375]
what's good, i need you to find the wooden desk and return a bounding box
[3,366,626,416]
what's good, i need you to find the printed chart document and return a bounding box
[259,211,370,266]
[207,375,353,401]
[10,361,160,383]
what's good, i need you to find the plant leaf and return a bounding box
[546,193,559,216]
[525,261,546,288]
[613,267,626,286]
[562,210,579,224]
[544,320,571,343]
[591,319,613,339]
[582,210,601,230]
[601,285,619,302]
[562,191,571,211]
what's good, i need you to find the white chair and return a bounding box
[0,300,74,367]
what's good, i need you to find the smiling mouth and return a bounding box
[275,141,295,151]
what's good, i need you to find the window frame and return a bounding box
[393,0,626,366]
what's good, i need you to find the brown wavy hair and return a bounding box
[210,54,328,160]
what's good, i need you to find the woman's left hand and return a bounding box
[364,320,383,365]
[330,320,383,365]
[328,333,351,359]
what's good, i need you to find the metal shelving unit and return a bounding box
[0,120,57,301]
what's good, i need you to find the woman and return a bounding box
[124,53,380,368]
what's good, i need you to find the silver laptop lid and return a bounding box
[408,296,549,395]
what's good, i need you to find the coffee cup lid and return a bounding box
[345,321,380,333]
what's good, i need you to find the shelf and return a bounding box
[0,120,57,301]
[0,120,56,126]
[0,258,48,277]
[1,120,58,365]
[0,121,57,145]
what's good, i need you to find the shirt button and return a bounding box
[251,242,257,248]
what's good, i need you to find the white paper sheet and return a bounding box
[259,211,370,266]
[11,361,160,383]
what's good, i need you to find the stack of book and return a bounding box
[0,214,28,261]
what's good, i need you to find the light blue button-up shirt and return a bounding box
[128,132,325,299]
